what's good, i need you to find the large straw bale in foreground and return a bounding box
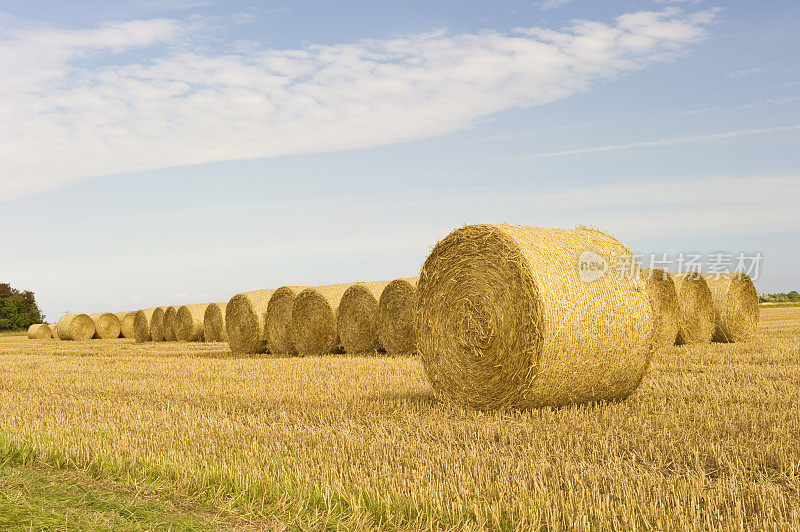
[132,308,156,343]
[226,290,275,354]
[202,303,228,342]
[48,324,59,339]
[57,313,95,341]
[289,284,353,356]
[90,313,121,339]
[175,303,209,341]
[416,224,654,410]
[377,277,419,355]
[266,287,308,355]
[672,272,715,345]
[703,273,759,343]
[643,268,679,348]
[116,311,136,339]
[337,281,392,354]
[149,307,166,342]
[27,324,51,339]
[163,306,178,341]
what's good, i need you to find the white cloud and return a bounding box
[727,67,764,78]
[538,0,577,10]
[0,8,715,201]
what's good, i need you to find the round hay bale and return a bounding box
[57,313,95,341]
[116,311,136,339]
[163,306,178,341]
[90,312,121,339]
[149,307,166,342]
[672,272,715,345]
[416,224,654,410]
[27,324,51,339]
[265,287,308,355]
[337,281,392,354]
[175,303,209,341]
[48,324,59,339]
[202,303,228,342]
[643,268,679,348]
[703,272,759,343]
[289,283,356,356]
[132,308,156,343]
[225,290,276,354]
[377,277,419,355]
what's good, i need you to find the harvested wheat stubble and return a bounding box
[116,311,136,339]
[163,306,178,341]
[26,324,51,339]
[57,313,95,341]
[643,268,679,348]
[266,287,308,355]
[90,312,121,339]
[337,281,392,354]
[290,283,355,356]
[703,272,759,343]
[48,324,59,339]
[202,303,228,342]
[149,307,166,342]
[377,277,419,355]
[132,308,156,343]
[672,272,716,345]
[226,290,276,354]
[416,224,654,410]
[175,303,209,341]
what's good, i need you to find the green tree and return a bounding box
[788,291,800,302]
[0,283,46,330]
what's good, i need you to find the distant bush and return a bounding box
[759,291,800,303]
[0,283,46,330]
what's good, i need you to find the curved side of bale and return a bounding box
[289,283,354,356]
[672,272,716,345]
[225,290,276,354]
[175,303,209,341]
[416,224,654,410]
[377,277,419,355]
[48,324,59,339]
[57,313,95,341]
[266,287,308,355]
[27,324,51,339]
[90,313,121,339]
[337,281,392,354]
[703,273,759,343]
[116,311,136,339]
[133,308,156,342]
[149,307,166,342]
[643,268,679,349]
[163,306,178,341]
[202,303,228,342]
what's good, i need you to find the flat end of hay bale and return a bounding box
[225,290,275,354]
[337,281,392,354]
[704,272,759,343]
[266,287,307,355]
[57,313,95,341]
[377,277,419,355]
[672,272,716,345]
[290,284,352,356]
[643,268,679,348]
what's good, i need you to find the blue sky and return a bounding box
[0,0,798,321]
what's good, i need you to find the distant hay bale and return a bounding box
[377,277,419,355]
[265,287,308,355]
[175,303,209,341]
[48,324,59,339]
[163,306,178,341]
[133,308,156,343]
[337,281,392,354]
[27,324,51,339]
[289,283,356,356]
[672,272,715,345]
[116,311,136,339]
[416,224,654,410]
[57,313,95,341]
[202,303,228,342]
[703,273,759,343]
[225,290,276,354]
[643,268,679,348]
[90,312,121,339]
[149,307,166,342]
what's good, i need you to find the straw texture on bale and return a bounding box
[226,290,276,354]
[163,306,178,341]
[289,283,355,356]
[57,313,95,341]
[377,277,419,355]
[175,303,209,341]
[416,224,654,410]
[703,272,759,343]
[90,312,121,339]
[27,324,52,339]
[337,281,392,354]
[265,287,308,355]
[48,324,59,339]
[149,307,166,342]
[202,303,228,342]
[672,272,716,345]
[116,311,136,339]
[132,308,156,343]
[643,268,679,348]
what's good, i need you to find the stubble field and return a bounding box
[0,308,798,530]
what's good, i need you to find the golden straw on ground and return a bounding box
[132,308,156,343]
[226,290,276,354]
[377,277,418,355]
[643,268,679,348]
[672,272,716,345]
[703,272,759,343]
[57,313,95,341]
[290,284,353,356]
[202,303,228,342]
[337,281,392,354]
[90,313,121,339]
[266,287,308,355]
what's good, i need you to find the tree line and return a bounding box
[0,283,46,330]
[759,291,800,303]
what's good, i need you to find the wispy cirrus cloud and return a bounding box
[0,8,716,201]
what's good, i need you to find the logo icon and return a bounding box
[578,250,608,283]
